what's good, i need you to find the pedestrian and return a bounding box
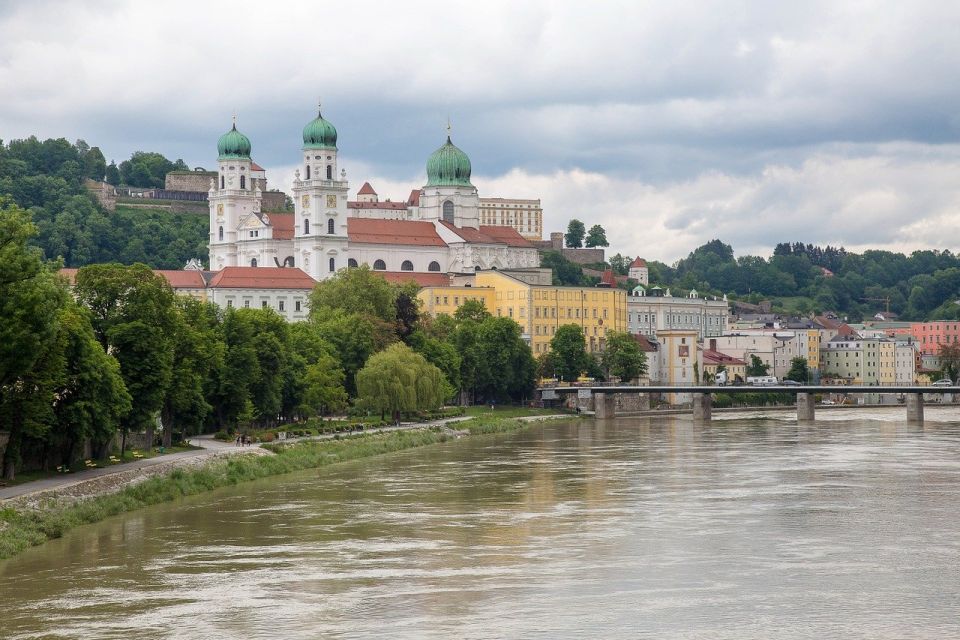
[235,434,241,447]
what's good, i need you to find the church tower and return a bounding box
[418,128,479,229]
[292,105,350,280]
[209,119,260,270]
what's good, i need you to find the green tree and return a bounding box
[601,331,647,382]
[475,316,536,402]
[301,352,349,416]
[785,357,810,383]
[454,298,491,323]
[309,264,398,323]
[540,250,589,286]
[356,343,446,422]
[104,161,121,186]
[938,343,960,383]
[565,219,586,248]
[83,146,107,180]
[585,224,609,248]
[746,354,771,377]
[608,253,632,276]
[550,324,591,382]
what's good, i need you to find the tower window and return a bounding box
[401,260,413,271]
[428,261,441,272]
[218,226,223,241]
[306,165,311,179]
[250,258,257,267]
[240,175,246,190]
[220,175,224,189]
[329,257,336,272]
[304,219,310,234]
[373,259,386,270]
[442,200,454,223]
[326,165,332,180]
[327,218,334,234]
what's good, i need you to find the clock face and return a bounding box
[326,195,337,208]
[301,195,310,209]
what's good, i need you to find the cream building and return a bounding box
[628,286,729,340]
[478,198,543,240]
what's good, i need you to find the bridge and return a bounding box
[539,385,960,425]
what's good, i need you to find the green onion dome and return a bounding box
[302,109,338,149]
[426,135,473,187]
[217,123,252,160]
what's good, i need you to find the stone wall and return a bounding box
[84,179,117,211]
[165,171,218,192]
[262,191,287,211]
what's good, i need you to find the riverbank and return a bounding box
[0,412,569,561]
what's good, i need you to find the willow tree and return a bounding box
[356,343,446,422]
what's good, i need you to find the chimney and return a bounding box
[709,339,717,352]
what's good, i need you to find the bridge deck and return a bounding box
[542,385,960,394]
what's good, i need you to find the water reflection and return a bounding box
[2,410,960,639]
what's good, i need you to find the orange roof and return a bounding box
[357,182,377,195]
[407,189,421,206]
[479,225,534,248]
[600,269,617,287]
[59,268,79,284]
[155,270,207,288]
[630,257,647,268]
[348,201,408,210]
[208,267,316,290]
[268,213,295,240]
[375,271,451,287]
[702,349,746,366]
[347,218,446,246]
[631,334,658,352]
[250,161,265,172]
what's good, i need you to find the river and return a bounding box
[2,409,960,639]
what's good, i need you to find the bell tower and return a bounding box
[209,117,259,270]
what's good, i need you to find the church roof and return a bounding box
[375,271,451,287]
[347,201,409,210]
[208,267,316,290]
[266,213,295,240]
[478,225,534,248]
[250,161,265,172]
[357,182,377,195]
[407,189,421,206]
[630,257,647,268]
[347,218,447,246]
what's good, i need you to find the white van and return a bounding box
[747,376,778,386]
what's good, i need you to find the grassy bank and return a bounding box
[0,413,563,561]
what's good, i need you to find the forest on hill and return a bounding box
[3,136,959,321]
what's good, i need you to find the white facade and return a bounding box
[628,287,729,340]
[895,340,918,385]
[209,287,312,322]
[209,158,260,271]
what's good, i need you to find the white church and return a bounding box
[208,108,539,282]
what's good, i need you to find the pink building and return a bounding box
[911,321,960,355]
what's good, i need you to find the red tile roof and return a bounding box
[702,349,746,366]
[630,257,647,268]
[357,182,377,195]
[407,189,421,206]
[600,268,617,287]
[250,161,265,172]
[631,334,658,352]
[375,271,451,287]
[268,213,295,240]
[479,225,534,248]
[154,270,207,288]
[347,218,446,246]
[347,201,409,210]
[208,267,316,290]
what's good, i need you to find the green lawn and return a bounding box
[463,405,567,418]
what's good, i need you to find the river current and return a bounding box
[2,409,960,639]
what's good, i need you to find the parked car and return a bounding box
[931,378,954,387]
[781,380,802,386]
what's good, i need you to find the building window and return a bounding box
[401,260,413,271]
[329,257,336,272]
[250,258,257,267]
[240,175,246,190]
[243,300,250,308]
[305,165,311,179]
[226,300,233,308]
[428,261,441,272]
[327,165,333,180]
[218,226,223,241]
[261,300,268,309]
[295,301,301,312]
[220,175,224,189]
[327,218,334,234]
[278,300,285,311]
[304,219,310,234]
[373,259,386,270]
[442,200,454,223]
[348,258,358,268]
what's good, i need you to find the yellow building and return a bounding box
[417,270,628,355]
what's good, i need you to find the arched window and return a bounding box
[442,200,454,223]
[348,258,358,268]
[327,218,334,234]
[220,175,225,189]
[305,165,311,179]
[218,226,224,241]
[326,165,333,180]
[250,258,257,267]
[428,261,441,272]
[304,219,310,234]
[240,175,246,190]
[329,257,336,272]
[373,259,386,271]
[401,260,413,271]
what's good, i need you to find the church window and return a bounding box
[240,175,246,190]
[428,261,441,272]
[306,165,311,179]
[327,218,334,234]
[373,259,386,270]
[401,260,413,271]
[304,219,310,234]
[220,176,224,189]
[326,165,333,180]
[442,200,454,223]
[348,258,358,268]
[329,257,336,272]
[218,226,223,241]
[250,258,257,267]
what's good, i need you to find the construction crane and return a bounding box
[862,296,891,314]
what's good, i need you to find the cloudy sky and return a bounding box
[3,0,960,262]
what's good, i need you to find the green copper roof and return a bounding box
[426,136,472,187]
[217,123,252,160]
[302,110,338,149]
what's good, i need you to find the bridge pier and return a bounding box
[797,392,816,423]
[595,392,616,419]
[906,393,924,425]
[692,393,712,423]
